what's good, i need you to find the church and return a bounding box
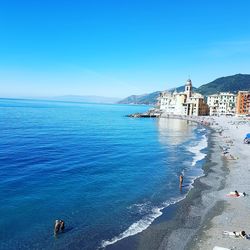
[158,79,209,116]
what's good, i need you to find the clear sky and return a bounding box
[1,0,250,98]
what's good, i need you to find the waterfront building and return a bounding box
[207,92,236,116]
[207,94,219,116]
[236,91,250,115]
[159,79,209,116]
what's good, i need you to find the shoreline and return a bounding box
[106,115,250,250]
[100,117,206,250]
[105,119,219,250]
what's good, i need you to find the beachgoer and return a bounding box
[234,190,240,197]
[60,220,65,231]
[223,230,247,239]
[224,154,238,160]
[226,191,246,197]
[54,219,65,235]
[54,220,61,235]
[179,175,183,187]
[236,231,247,238]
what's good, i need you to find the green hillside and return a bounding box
[197,74,250,95]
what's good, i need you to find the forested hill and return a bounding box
[197,74,250,95]
[117,74,250,105]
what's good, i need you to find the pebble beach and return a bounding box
[190,116,250,250]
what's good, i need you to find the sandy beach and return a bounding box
[189,116,250,250]
[106,115,250,250]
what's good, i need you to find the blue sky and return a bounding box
[1,0,250,98]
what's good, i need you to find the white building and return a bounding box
[207,94,219,116]
[207,92,236,116]
[159,79,209,116]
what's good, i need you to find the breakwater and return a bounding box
[128,108,212,126]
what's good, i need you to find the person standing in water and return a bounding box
[54,220,61,235]
[54,219,65,236]
[179,175,183,187]
[60,220,65,231]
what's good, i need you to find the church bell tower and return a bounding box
[185,79,192,99]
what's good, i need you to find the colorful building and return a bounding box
[236,91,250,115]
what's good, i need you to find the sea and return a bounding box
[0,99,209,250]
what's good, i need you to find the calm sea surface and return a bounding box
[0,99,208,250]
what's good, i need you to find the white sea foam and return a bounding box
[188,135,208,166]
[100,207,163,248]
[128,201,151,215]
[100,198,183,249]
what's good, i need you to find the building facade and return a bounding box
[236,91,250,115]
[159,79,209,116]
[207,94,219,116]
[207,92,236,116]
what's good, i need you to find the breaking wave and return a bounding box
[188,134,208,166]
[100,198,183,249]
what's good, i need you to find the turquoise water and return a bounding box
[0,99,208,250]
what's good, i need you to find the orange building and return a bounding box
[236,91,250,115]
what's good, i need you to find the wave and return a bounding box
[99,198,183,249]
[187,135,208,166]
[128,201,151,215]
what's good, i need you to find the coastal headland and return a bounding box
[107,115,250,250]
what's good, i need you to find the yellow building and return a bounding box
[236,91,250,115]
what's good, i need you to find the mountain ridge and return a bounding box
[197,73,250,95]
[118,74,250,105]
